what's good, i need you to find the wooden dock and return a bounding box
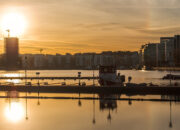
[0,85,180,95]
[0,76,99,80]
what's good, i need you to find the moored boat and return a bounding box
[98,66,125,86]
[163,74,180,80]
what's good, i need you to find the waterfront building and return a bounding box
[141,35,180,68]
[4,37,19,69]
[21,54,34,69]
[94,54,101,67]
[17,51,141,69]
[100,51,115,66]
[139,45,145,68]
[46,54,55,68]
[131,52,139,68]
[34,54,46,69]
[143,43,159,68]
[160,37,174,66]
[64,53,73,68]
[74,53,84,68]
[83,53,93,69]
[174,35,180,66]
[55,54,62,68]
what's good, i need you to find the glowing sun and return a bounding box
[1,12,27,37]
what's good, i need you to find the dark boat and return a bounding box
[163,74,180,80]
[98,66,125,86]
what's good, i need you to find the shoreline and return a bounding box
[0,68,180,71]
[153,67,180,71]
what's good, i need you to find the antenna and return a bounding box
[6,29,10,37]
[39,48,43,54]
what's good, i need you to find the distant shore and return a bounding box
[0,67,180,71]
[0,68,133,71]
[153,67,180,71]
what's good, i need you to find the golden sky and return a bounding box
[0,0,180,54]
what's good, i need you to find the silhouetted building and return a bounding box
[174,35,180,66]
[4,37,19,69]
[21,54,34,69]
[141,35,180,68]
[34,54,45,69]
[143,43,159,68]
[160,37,174,66]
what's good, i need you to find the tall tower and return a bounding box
[174,35,180,66]
[4,31,19,69]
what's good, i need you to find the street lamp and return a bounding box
[92,65,95,86]
[92,94,96,124]
[36,72,40,86]
[25,56,27,86]
[25,56,28,120]
[78,72,81,86]
[36,72,40,105]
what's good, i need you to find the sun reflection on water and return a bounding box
[6,79,21,84]
[3,73,22,84]
[5,102,25,123]
[3,73,21,77]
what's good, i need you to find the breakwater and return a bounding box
[1,85,180,95]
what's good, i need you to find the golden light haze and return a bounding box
[1,12,27,37]
[0,0,180,54]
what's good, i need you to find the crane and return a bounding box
[6,29,10,37]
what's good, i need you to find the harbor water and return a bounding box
[0,70,180,86]
[0,70,180,130]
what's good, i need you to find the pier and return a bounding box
[0,85,180,95]
[0,76,99,80]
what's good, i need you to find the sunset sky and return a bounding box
[0,0,180,54]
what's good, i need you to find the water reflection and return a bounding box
[78,93,82,107]
[3,73,21,77]
[25,92,29,120]
[99,94,117,123]
[161,95,175,128]
[99,95,117,110]
[1,91,180,129]
[92,94,96,124]
[161,95,180,101]
[5,91,27,123]
[6,79,21,84]
[5,101,24,123]
[169,101,172,128]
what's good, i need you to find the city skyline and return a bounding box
[0,0,180,54]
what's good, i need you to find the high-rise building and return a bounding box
[143,43,159,68]
[174,35,180,66]
[160,37,174,66]
[4,37,19,69]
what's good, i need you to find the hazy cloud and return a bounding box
[0,0,180,54]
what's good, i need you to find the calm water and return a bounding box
[0,69,180,85]
[0,70,180,130]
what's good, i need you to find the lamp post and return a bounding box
[25,95,28,120]
[92,94,96,124]
[92,54,95,86]
[107,109,111,123]
[78,72,81,86]
[36,72,40,105]
[169,101,173,128]
[78,93,82,107]
[93,69,95,86]
[25,56,27,86]
[25,56,28,120]
[36,72,40,86]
